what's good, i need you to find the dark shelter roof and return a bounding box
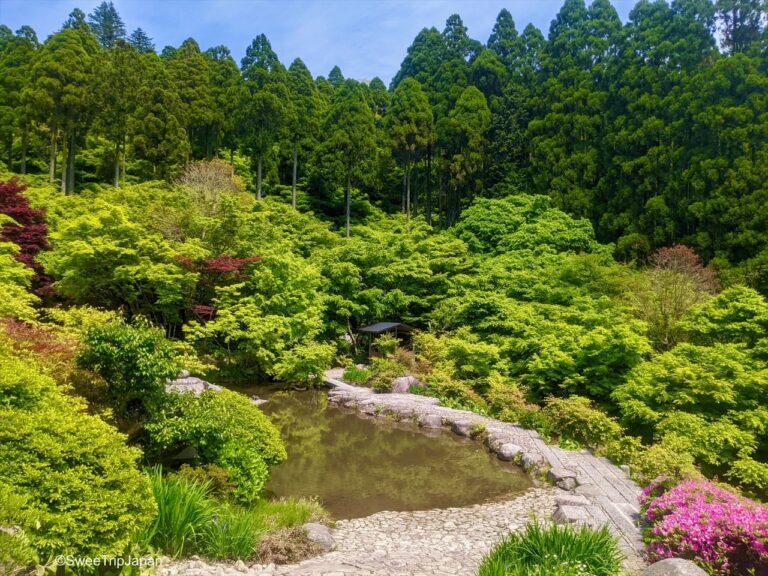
[358,322,416,334]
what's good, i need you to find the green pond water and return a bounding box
[241,387,532,519]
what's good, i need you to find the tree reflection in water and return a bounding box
[261,389,531,519]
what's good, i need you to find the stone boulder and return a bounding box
[165,375,222,396]
[166,373,267,407]
[391,375,424,393]
[303,522,335,552]
[644,559,708,576]
[451,420,473,437]
[496,443,523,461]
[418,413,443,429]
[548,467,578,490]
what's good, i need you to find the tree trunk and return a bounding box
[402,171,406,213]
[406,163,412,217]
[60,135,67,194]
[291,138,298,209]
[345,173,351,238]
[426,145,432,225]
[6,133,12,170]
[121,135,127,183]
[49,132,57,183]
[66,130,76,195]
[20,128,27,174]
[114,141,121,188]
[256,154,263,201]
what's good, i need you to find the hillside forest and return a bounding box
[1,0,768,574]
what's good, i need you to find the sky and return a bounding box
[0,0,637,83]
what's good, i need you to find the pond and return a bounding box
[240,386,532,519]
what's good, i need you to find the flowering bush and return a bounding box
[641,478,768,575]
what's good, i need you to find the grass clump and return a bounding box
[342,365,372,384]
[140,468,329,562]
[477,522,623,576]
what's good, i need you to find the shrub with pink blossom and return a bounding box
[640,478,768,575]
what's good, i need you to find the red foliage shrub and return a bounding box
[0,178,53,296]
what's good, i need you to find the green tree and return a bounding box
[437,86,490,225]
[88,1,126,48]
[385,78,433,216]
[167,38,216,159]
[24,29,100,194]
[128,27,155,53]
[94,40,143,186]
[286,58,323,207]
[129,54,190,178]
[323,81,376,237]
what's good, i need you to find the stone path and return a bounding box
[323,369,645,573]
[161,488,556,576]
[160,370,646,576]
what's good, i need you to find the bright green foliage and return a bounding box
[0,241,38,322]
[145,389,286,503]
[0,485,39,571]
[478,522,623,576]
[77,317,182,419]
[185,252,325,378]
[0,351,155,558]
[41,199,199,325]
[317,215,470,338]
[271,341,336,386]
[539,396,622,448]
[452,194,607,255]
[614,342,768,484]
[682,286,768,346]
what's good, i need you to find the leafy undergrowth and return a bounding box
[641,478,768,575]
[142,468,329,562]
[477,522,623,576]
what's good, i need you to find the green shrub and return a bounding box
[272,341,336,386]
[367,358,408,392]
[477,522,623,576]
[726,457,768,499]
[145,389,286,503]
[0,241,38,323]
[631,442,701,485]
[372,333,398,357]
[343,365,372,384]
[485,376,538,423]
[141,467,215,558]
[77,317,182,419]
[174,464,236,500]
[540,396,622,448]
[0,380,156,558]
[0,485,38,573]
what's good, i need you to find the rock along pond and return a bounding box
[236,386,532,519]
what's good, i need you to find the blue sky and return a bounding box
[0,0,636,83]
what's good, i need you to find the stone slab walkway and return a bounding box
[323,369,645,573]
[161,488,556,576]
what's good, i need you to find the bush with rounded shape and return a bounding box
[477,521,623,576]
[641,479,768,575]
[145,389,286,503]
[0,383,155,558]
[77,317,182,419]
[540,396,622,448]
